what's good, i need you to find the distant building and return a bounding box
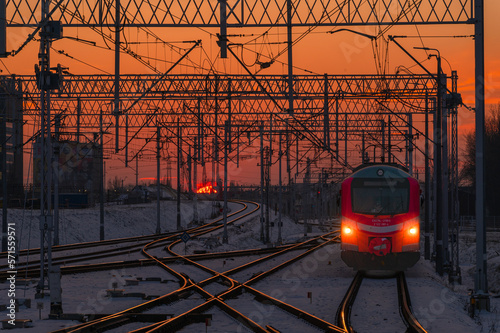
[0,77,23,205]
[33,139,101,206]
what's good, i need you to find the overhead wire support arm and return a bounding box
[389,35,464,106]
[227,44,350,169]
[118,40,202,153]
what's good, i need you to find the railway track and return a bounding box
[336,271,427,333]
[44,200,344,332]
[0,201,250,278]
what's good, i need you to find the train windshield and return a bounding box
[351,178,410,216]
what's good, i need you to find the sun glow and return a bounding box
[196,182,218,194]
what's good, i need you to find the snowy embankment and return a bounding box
[7,199,217,250]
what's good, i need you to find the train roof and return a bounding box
[348,164,411,179]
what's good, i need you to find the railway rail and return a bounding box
[336,271,427,333]
[0,201,250,277]
[39,200,344,332]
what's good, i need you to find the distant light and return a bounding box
[196,182,217,194]
[409,227,417,235]
[343,226,352,235]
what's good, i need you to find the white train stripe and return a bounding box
[357,223,403,233]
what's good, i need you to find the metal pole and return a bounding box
[473,0,489,310]
[361,130,365,163]
[1,112,6,252]
[219,0,227,58]
[188,146,192,199]
[442,74,450,269]
[388,116,391,164]
[296,134,299,179]
[53,116,59,246]
[222,121,229,244]
[215,78,220,191]
[177,118,182,230]
[193,137,198,224]
[435,55,444,276]
[424,93,431,260]
[286,122,292,219]
[0,0,5,57]
[344,114,348,166]
[37,0,53,297]
[335,98,339,159]
[99,110,104,240]
[227,78,232,153]
[381,120,385,163]
[125,113,128,167]
[156,126,161,234]
[114,0,120,153]
[76,98,81,141]
[408,114,413,175]
[278,131,283,244]
[135,151,138,187]
[260,123,264,241]
[266,116,272,243]
[287,0,294,114]
[324,74,330,150]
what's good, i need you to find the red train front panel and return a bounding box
[340,165,421,271]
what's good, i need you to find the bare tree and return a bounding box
[460,104,500,215]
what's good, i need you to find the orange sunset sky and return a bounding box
[1,1,499,185]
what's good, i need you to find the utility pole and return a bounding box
[442,72,450,270]
[260,123,265,241]
[424,94,431,260]
[222,121,229,244]
[278,131,283,244]
[156,126,161,234]
[265,117,272,244]
[408,114,413,175]
[53,114,60,245]
[324,74,330,150]
[387,116,391,164]
[37,0,58,298]
[286,122,292,220]
[381,120,385,163]
[434,51,444,276]
[99,109,104,240]
[473,0,489,311]
[135,152,138,187]
[114,0,121,153]
[1,104,6,252]
[286,0,294,114]
[177,118,182,230]
[193,137,198,224]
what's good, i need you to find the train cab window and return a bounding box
[351,178,410,216]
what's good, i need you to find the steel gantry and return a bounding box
[0,0,488,310]
[17,73,438,169]
[5,0,472,28]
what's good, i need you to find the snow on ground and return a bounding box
[1,200,499,332]
[9,199,217,250]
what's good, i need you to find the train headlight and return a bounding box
[343,226,353,235]
[403,218,420,247]
[409,226,418,235]
[341,216,358,248]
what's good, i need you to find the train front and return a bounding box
[340,165,421,271]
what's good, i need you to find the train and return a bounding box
[340,164,421,271]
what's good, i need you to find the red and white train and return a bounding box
[340,164,421,271]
